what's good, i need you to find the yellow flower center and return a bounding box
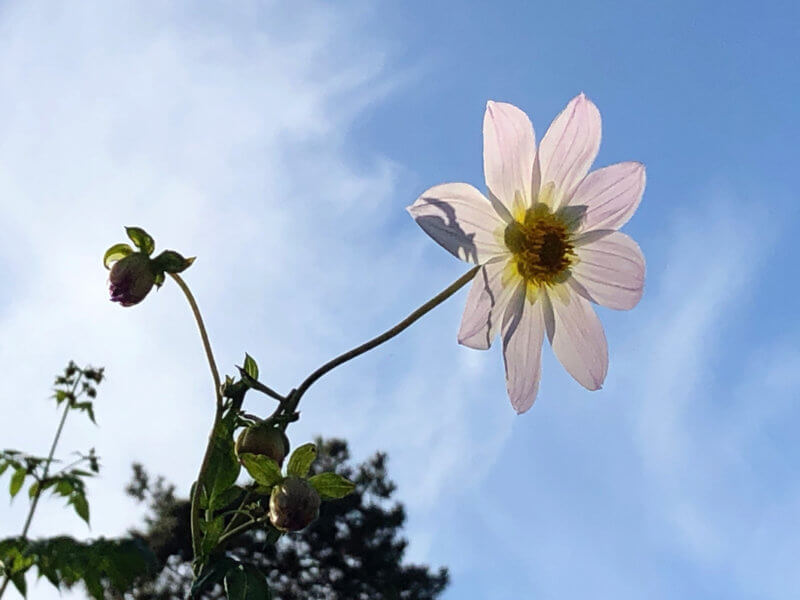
[504,204,575,286]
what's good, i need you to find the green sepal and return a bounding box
[240,454,282,488]
[153,271,165,288]
[103,243,133,269]
[224,563,272,600]
[286,443,317,478]
[125,227,155,255]
[152,250,195,274]
[307,472,356,499]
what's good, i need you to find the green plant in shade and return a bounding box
[0,362,156,599]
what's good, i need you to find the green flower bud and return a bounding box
[269,476,321,532]
[235,424,290,467]
[108,253,156,307]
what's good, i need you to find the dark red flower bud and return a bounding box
[108,253,156,307]
[235,424,290,467]
[269,476,321,532]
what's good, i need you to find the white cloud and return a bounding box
[0,1,518,597]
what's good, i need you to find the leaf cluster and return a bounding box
[125,438,449,600]
[0,536,156,598]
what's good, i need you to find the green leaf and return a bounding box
[27,480,40,499]
[240,454,282,487]
[152,250,195,274]
[307,472,356,499]
[200,516,225,556]
[9,467,25,498]
[243,354,259,381]
[125,227,155,255]
[210,485,245,511]
[191,556,237,599]
[204,420,241,502]
[10,570,27,597]
[224,564,272,600]
[286,443,317,478]
[0,461,8,477]
[73,402,96,425]
[70,491,90,525]
[103,243,133,269]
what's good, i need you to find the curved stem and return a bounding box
[168,272,223,562]
[169,273,222,410]
[282,266,479,424]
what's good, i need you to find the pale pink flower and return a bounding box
[408,94,645,413]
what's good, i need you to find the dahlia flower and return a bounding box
[408,94,645,413]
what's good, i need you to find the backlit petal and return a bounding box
[407,183,507,264]
[570,231,645,310]
[546,286,608,390]
[459,258,518,350]
[483,101,536,220]
[502,284,546,413]
[537,94,601,209]
[567,162,645,233]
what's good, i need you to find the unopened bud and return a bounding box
[268,476,321,532]
[235,424,290,467]
[108,253,155,307]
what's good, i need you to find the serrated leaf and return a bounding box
[103,243,133,269]
[307,472,356,499]
[70,491,90,525]
[224,564,272,600]
[286,443,317,478]
[125,227,155,255]
[10,467,25,498]
[240,454,282,487]
[243,354,259,380]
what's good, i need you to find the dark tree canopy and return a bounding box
[124,438,449,600]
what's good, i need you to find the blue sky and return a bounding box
[0,1,798,598]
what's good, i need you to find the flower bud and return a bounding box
[235,424,290,467]
[108,253,156,307]
[269,476,321,532]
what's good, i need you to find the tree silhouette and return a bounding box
[124,438,449,599]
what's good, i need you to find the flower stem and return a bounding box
[167,272,223,562]
[0,376,79,599]
[168,273,222,411]
[279,265,480,425]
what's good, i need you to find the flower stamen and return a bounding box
[504,204,575,286]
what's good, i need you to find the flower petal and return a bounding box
[483,101,536,220]
[537,93,601,209]
[501,284,546,413]
[407,183,508,264]
[570,231,645,310]
[546,286,608,390]
[458,258,518,350]
[567,162,645,233]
